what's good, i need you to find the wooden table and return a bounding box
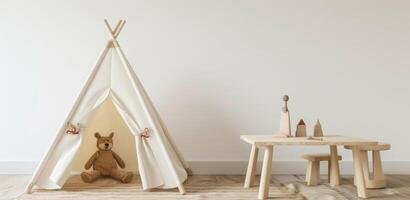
[240,135,378,199]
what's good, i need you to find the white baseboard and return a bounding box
[189,161,410,175]
[0,161,38,174]
[1,161,409,175]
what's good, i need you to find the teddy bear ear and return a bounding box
[109,132,114,138]
[94,132,101,139]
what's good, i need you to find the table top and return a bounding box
[240,135,378,146]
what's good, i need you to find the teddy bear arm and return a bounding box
[112,151,126,168]
[84,152,98,170]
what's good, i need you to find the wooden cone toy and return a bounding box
[313,120,323,137]
[295,119,306,137]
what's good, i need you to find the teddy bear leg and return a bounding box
[110,169,133,183]
[81,170,101,183]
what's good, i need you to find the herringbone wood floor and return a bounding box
[1,175,410,200]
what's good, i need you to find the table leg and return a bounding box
[258,146,273,200]
[352,146,368,198]
[244,144,259,188]
[329,145,340,186]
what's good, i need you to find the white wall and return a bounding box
[1,0,410,173]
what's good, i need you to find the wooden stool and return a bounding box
[302,153,342,186]
[345,143,390,189]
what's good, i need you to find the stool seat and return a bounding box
[302,153,342,161]
[344,143,390,151]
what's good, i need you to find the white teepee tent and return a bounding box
[25,20,191,194]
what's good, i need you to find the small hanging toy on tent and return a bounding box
[295,119,306,137]
[65,123,81,135]
[274,95,291,137]
[313,120,323,137]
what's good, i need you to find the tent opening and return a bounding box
[72,96,138,173]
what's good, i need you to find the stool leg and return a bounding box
[364,150,387,188]
[306,161,320,186]
[352,146,368,198]
[361,151,370,186]
[354,151,370,186]
[373,151,385,180]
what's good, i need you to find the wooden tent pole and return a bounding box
[104,19,123,37]
[104,19,121,48]
[115,20,126,37]
[105,19,192,175]
[112,20,123,37]
[25,38,112,194]
[152,107,192,175]
[26,46,110,193]
[104,19,114,34]
[114,43,187,195]
[105,23,187,193]
[27,19,156,194]
[178,184,186,195]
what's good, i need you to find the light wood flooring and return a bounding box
[1,175,410,200]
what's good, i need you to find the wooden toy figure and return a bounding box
[277,95,291,137]
[295,119,307,137]
[313,120,323,137]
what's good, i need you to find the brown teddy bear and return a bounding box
[81,132,133,183]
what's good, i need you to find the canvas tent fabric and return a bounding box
[26,20,189,194]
